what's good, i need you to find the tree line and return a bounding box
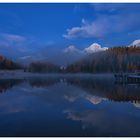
[0,55,22,70]
[66,46,140,73]
[0,46,140,73]
[28,61,60,73]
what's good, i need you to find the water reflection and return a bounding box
[0,76,140,103]
[0,75,140,136]
[66,78,140,103]
[64,109,140,136]
[29,78,59,88]
[0,79,23,93]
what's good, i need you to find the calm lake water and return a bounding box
[0,74,140,136]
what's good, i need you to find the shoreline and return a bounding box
[0,70,115,79]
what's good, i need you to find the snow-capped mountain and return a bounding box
[64,43,108,55]
[63,45,81,53]
[84,43,108,54]
[129,39,140,47]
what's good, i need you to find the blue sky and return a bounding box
[0,3,140,65]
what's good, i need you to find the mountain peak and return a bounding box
[84,43,108,54]
[129,39,140,47]
[63,45,80,53]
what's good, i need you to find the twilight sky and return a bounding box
[0,3,140,65]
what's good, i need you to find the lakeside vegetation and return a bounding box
[0,46,140,73]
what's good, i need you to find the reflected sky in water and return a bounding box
[0,75,140,136]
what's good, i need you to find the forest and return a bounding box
[0,55,22,70]
[0,46,140,73]
[66,46,140,73]
[28,61,60,73]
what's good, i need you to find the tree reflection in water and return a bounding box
[0,76,140,136]
[0,76,140,103]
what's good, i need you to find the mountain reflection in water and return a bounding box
[0,76,140,104]
[0,75,140,136]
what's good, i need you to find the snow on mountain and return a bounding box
[64,43,108,55]
[63,45,81,53]
[129,39,140,47]
[84,43,108,54]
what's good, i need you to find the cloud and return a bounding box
[0,33,35,62]
[19,55,31,60]
[63,18,108,39]
[63,5,140,39]
[92,3,140,13]
[92,3,127,13]
[0,33,27,48]
[1,33,26,43]
[0,41,10,48]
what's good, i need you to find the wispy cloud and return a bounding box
[0,41,10,48]
[19,55,31,60]
[0,33,26,43]
[63,4,140,39]
[63,18,107,39]
[92,3,140,13]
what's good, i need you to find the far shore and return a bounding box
[0,70,115,79]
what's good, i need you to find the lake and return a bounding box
[0,74,140,136]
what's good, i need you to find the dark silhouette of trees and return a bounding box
[0,55,22,70]
[0,46,140,73]
[28,61,60,73]
[66,46,140,73]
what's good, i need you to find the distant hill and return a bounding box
[66,46,140,73]
[0,55,22,70]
